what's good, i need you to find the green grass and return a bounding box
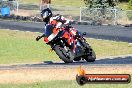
[87,38,132,57]
[0,29,59,64]
[0,80,131,88]
[0,29,132,64]
[19,0,39,4]
[19,0,130,10]
[19,0,85,7]
[51,0,85,7]
[118,2,130,10]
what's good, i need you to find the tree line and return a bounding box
[83,0,132,9]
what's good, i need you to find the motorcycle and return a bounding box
[36,25,96,63]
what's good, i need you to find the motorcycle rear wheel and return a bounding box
[80,40,96,62]
[54,45,74,63]
[74,57,81,61]
[85,49,96,62]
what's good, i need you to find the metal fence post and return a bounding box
[16,0,19,14]
[114,8,117,25]
[80,7,82,22]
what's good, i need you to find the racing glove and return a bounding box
[36,36,41,41]
[36,34,45,41]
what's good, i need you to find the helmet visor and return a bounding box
[42,11,49,18]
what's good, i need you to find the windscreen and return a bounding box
[44,24,54,37]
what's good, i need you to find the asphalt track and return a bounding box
[0,20,132,69]
[0,20,132,42]
[0,55,132,70]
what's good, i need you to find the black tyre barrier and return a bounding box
[0,14,105,26]
[16,16,21,20]
[0,14,43,22]
[124,24,132,27]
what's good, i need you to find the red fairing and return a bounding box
[61,28,77,52]
[44,37,49,43]
[69,28,77,36]
[62,31,71,45]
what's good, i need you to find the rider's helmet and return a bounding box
[41,8,52,23]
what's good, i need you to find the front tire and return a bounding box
[54,45,74,63]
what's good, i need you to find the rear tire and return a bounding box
[54,45,73,63]
[85,49,96,62]
[81,41,96,62]
[74,57,81,61]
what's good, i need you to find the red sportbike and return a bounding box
[37,25,96,63]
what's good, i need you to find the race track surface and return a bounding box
[0,55,132,70]
[0,20,132,42]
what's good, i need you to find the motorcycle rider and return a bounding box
[36,8,79,40]
[36,8,81,53]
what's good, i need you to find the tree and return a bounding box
[106,0,116,7]
[118,0,129,2]
[83,0,117,8]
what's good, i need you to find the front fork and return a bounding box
[51,40,69,52]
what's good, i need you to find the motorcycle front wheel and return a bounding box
[54,45,74,63]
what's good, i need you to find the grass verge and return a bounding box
[0,29,132,64]
[19,0,85,7]
[19,0,130,10]
[0,80,131,88]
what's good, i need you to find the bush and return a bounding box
[129,0,132,9]
[118,0,129,2]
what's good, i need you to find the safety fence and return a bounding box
[0,1,131,25]
[17,4,81,21]
[80,7,132,25]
